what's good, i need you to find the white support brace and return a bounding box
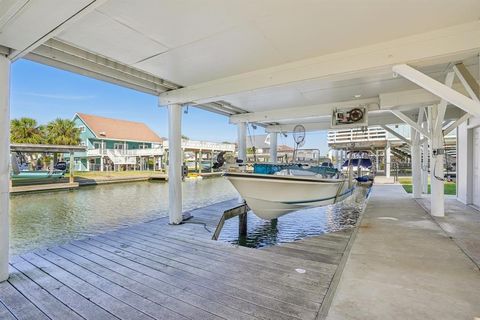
[441,63,480,136]
[434,71,455,133]
[392,64,480,117]
[390,110,429,137]
[380,125,411,146]
[411,108,424,198]
[444,112,471,136]
[453,62,480,102]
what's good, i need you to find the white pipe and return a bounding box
[269,133,277,164]
[411,127,422,198]
[167,104,183,224]
[0,56,10,282]
[237,123,247,162]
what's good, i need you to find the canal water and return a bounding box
[10,178,238,255]
[10,178,369,255]
[218,186,368,248]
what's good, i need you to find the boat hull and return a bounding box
[225,172,355,220]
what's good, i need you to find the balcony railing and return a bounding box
[86,147,164,157]
[328,127,388,143]
[163,139,236,152]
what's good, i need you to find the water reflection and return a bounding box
[219,187,368,248]
[10,178,238,255]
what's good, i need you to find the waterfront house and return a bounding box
[73,113,164,171]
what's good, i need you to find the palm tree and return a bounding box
[10,117,45,144]
[45,118,81,145]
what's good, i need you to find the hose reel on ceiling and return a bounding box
[331,106,368,129]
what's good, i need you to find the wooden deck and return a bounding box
[10,182,79,194]
[0,200,358,320]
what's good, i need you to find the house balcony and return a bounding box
[86,147,164,157]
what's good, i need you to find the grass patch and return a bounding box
[75,171,162,179]
[399,176,456,195]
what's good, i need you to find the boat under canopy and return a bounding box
[225,164,355,220]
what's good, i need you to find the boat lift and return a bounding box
[211,202,250,241]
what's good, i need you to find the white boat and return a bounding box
[225,171,355,220]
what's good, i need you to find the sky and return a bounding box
[10,59,329,153]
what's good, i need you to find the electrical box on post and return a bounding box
[331,107,368,129]
[182,163,188,179]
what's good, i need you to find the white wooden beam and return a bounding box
[392,64,480,117]
[444,112,470,136]
[434,71,455,133]
[266,107,463,133]
[229,98,379,124]
[7,0,109,61]
[379,88,439,109]
[381,125,411,146]
[159,21,480,105]
[442,62,480,134]
[453,62,480,102]
[390,110,430,137]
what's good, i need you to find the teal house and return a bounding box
[73,113,164,171]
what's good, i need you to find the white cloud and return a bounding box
[23,92,95,100]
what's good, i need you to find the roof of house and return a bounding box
[76,113,163,143]
[278,145,294,152]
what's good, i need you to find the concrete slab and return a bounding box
[417,196,480,268]
[373,176,396,184]
[326,184,480,320]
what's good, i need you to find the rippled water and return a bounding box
[10,178,238,255]
[10,177,369,255]
[218,186,369,248]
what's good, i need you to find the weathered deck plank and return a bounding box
[2,199,359,320]
[0,301,16,320]
[10,256,118,320]
[0,280,49,320]
[8,265,84,320]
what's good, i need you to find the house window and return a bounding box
[114,143,124,150]
[93,142,101,149]
[78,125,86,133]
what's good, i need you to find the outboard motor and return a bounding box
[212,151,226,169]
[11,154,20,175]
